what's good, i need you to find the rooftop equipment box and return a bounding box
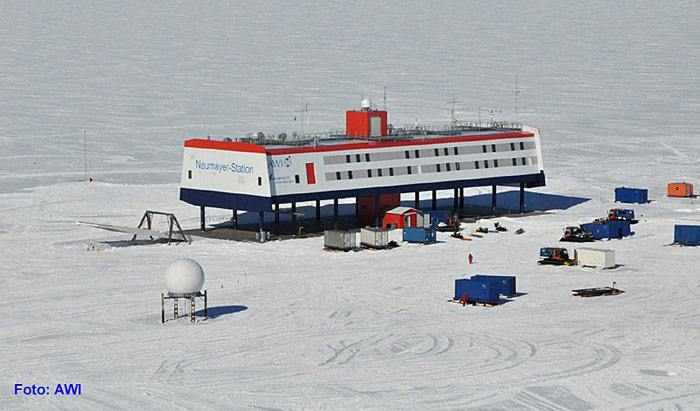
[324,230,356,251]
[574,248,616,269]
[674,225,700,245]
[615,187,648,203]
[402,227,437,243]
[346,110,388,138]
[668,182,694,198]
[582,219,632,239]
[360,227,390,249]
[470,275,517,297]
[454,279,500,304]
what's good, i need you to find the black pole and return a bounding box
[274,203,280,224]
[374,195,381,227]
[519,182,525,213]
[291,202,297,231]
[492,185,497,211]
[459,187,464,209]
[453,188,458,211]
[316,199,321,221]
[258,211,264,231]
[199,206,206,232]
[232,209,238,229]
[333,198,339,229]
[414,191,420,209]
[432,190,437,210]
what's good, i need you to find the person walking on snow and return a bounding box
[468,253,474,264]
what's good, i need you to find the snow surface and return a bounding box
[2,2,700,410]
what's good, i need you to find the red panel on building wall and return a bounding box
[305,162,316,184]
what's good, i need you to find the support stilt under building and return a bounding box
[258,211,264,231]
[492,185,497,210]
[459,188,464,209]
[199,206,205,232]
[274,203,279,224]
[453,188,458,211]
[291,202,297,229]
[414,191,420,209]
[232,209,238,229]
[315,200,321,221]
[374,195,381,227]
[432,190,437,210]
[333,198,339,229]
[519,183,525,213]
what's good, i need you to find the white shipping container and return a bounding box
[574,248,616,269]
[387,228,403,244]
[361,227,390,248]
[324,230,356,250]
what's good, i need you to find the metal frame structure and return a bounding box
[133,210,189,244]
[161,290,208,323]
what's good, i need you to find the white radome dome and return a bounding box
[360,98,371,109]
[164,258,205,294]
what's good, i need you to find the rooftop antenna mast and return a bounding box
[294,98,309,137]
[82,129,87,180]
[515,73,520,113]
[383,85,387,111]
[447,97,461,127]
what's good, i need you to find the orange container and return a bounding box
[667,182,694,197]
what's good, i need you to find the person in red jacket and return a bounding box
[460,293,468,306]
[468,253,474,264]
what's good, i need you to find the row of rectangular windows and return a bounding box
[322,141,536,165]
[325,157,537,181]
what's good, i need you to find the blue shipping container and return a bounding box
[403,227,437,243]
[615,187,648,203]
[582,219,632,239]
[674,225,700,245]
[454,279,500,303]
[470,275,517,297]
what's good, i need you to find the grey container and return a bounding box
[361,227,390,249]
[324,230,356,251]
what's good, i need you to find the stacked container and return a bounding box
[470,275,517,297]
[582,219,632,239]
[360,227,390,249]
[324,230,356,251]
[454,279,500,304]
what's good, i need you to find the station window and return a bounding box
[446,163,451,171]
[511,142,516,151]
[346,154,351,163]
[405,150,410,159]
[434,148,440,157]
[356,154,361,163]
[436,164,441,172]
[482,145,487,153]
[258,176,262,186]
[521,157,527,165]
[484,160,489,169]
[348,170,353,179]
[444,147,449,156]
[415,150,420,158]
[475,161,480,169]
[389,167,394,176]
[295,175,300,184]
[377,168,383,177]
[519,142,525,150]
[512,158,517,166]
[491,144,496,152]
[188,170,192,179]
[453,147,459,155]
[365,153,370,162]
[494,159,499,168]
[336,171,341,180]
[367,169,373,178]
[455,162,461,171]
[407,166,412,175]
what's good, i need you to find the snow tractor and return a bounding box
[494,222,507,232]
[538,247,574,265]
[608,208,638,224]
[436,215,460,232]
[560,225,595,242]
